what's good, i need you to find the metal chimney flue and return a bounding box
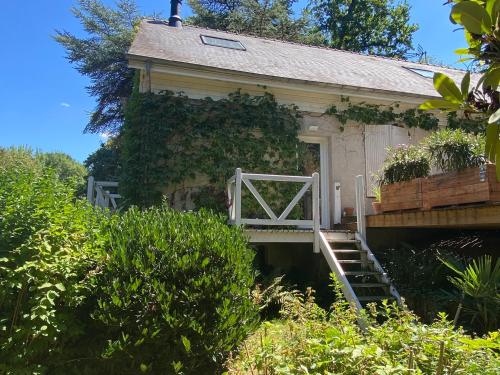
[169,0,182,27]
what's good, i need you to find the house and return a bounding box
[124,4,472,309]
[127,16,469,223]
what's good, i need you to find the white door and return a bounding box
[300,136,330,228]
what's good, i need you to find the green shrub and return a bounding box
[381,144,430,184]
[227,282,500,374]
[441,255,500,333]
[93,205,258,374]
[1,154,257,374]
[0,166,107,374]
[425,129,485,172]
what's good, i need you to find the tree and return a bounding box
[55,0,140,134]
[420,0,499,177]
[308,0,418,57]
[188,0,322,43]
[84,139,121,181]
[36,152,88,184]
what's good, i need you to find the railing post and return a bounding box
[312,172,320,253]
[227,179,233,221]
[355,175,366,240]
[235,168,242,226]
[86,176,94,205]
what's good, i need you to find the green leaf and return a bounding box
[454,48,471,55]
[461,72,471,100]
[38,282,52,289]
[482,68,500,90]
[140,364,148,373]
[485,123,499,161]
[181,335,191,353]
[433,73,463,104]
[419,100,461,111]
[489,108,500,124]
[54,283,66,291]
[486,0,500,18]
[451,1,493,35]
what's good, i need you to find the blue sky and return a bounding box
[0,0,465,162]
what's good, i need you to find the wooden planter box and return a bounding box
[381,178,423,212]
[422,164,500,210]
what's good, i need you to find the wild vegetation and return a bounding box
[227,277,500,374]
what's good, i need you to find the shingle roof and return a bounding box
[128,19,471,99]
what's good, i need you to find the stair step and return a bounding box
[344,271,379,276]
[338,259,373,264]
[330,239,359,244]
[350,283,388,288]
[332,249,363,254]
[357,295,393,302]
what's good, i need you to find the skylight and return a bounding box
[405,67,435,79]
[200,35,246,51]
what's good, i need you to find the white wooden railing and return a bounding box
[86,176,121,210]
[354,174,401,305]
[227,168,321,252]
[355,174,367,241]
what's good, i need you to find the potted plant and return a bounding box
[379,144,431,212]
[371,185,382,214]
[422,129,499,209]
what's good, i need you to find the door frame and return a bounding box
[299,135,330,229]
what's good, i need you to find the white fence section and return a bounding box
[86,176,121,210]
[227,168,321,252]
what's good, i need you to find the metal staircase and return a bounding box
[319,230,401,311]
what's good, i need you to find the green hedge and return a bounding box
[94,206,257,373]
[0,157,257,374]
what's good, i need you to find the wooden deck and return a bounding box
[367,203,500,229]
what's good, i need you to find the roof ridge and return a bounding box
[142,18,468,73]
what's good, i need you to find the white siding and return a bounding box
[364,125,412,197]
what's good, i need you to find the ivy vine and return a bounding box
[121,83,308,216]
[325,96,439,131]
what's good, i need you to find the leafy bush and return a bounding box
[0,165,106,374]
[425,129,485,172]
[441,255,500,333]
[381,144,430,184]
[227,280,500,374]
[1,154,257,374]
[92,205,258,374]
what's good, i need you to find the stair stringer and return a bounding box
[318,231,362,311]
[354,233,402,305]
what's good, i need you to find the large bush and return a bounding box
[0,153,257,374]
[0,163,106,374]
[94,206,257,374]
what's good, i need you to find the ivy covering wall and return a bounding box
[120,83,483,212]
[121,86,306,212]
